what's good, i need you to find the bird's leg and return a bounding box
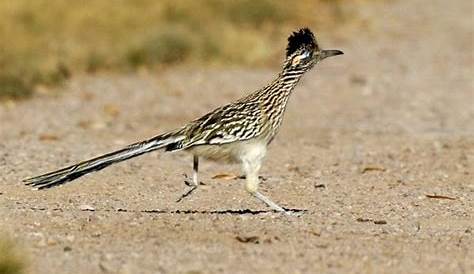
[176,155,200,202]
[242,158,288,214]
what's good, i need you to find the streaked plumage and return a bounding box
[24,28,343,214]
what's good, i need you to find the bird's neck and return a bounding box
[255,67,308,134]
[277,67,307,91]
[260,67,307,100]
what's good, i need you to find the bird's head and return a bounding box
[284,28,343,71]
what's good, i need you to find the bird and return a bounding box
[24,28,343,214]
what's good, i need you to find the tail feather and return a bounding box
[24,131,184,189]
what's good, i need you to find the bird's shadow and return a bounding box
[138,208,307,215]
[28,207,307,216]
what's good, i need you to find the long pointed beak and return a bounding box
[321,49,344,60]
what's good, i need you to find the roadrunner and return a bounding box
[24,28,343,214]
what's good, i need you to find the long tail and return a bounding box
[23,130,185,189]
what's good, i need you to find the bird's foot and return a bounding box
[252,191,303,216]
[281,210,304,217]
[176,185,197,203]
[176,174,204,203]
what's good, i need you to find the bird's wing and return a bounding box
[179,101,267,148]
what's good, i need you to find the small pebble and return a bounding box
[374,220,387,225]
[79,204,95,211]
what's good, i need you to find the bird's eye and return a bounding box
[301,51,311,59]
[292,51,311,66]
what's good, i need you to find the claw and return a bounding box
[177,172,203,202]
[282,210,304,217]
[176,185,197,203]
[184,180,205,187]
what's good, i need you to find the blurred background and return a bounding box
[0,0,366,100]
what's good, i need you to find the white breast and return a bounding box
[188,139,267,165]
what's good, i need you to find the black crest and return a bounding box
[286,28,318,57]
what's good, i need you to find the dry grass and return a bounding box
[0,238,25,274]
[0,0,359,100]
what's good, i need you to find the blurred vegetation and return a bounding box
[0,238,25,274]
[0,0,357,100]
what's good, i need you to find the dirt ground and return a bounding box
[1,0,473,273]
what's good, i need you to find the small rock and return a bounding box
[79,204,95,211]
[47,238,58,246]
[356,217,372,222]
[92,231,102,238]
[39,134,60,141]
[350,75,367,85]
[63,246,72,252]
[309,230,321,236]
[374,220,387,225]
[361,165,386,174]
[235,235,260,244]
[77,120,93,129]
[66,235,75,242]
